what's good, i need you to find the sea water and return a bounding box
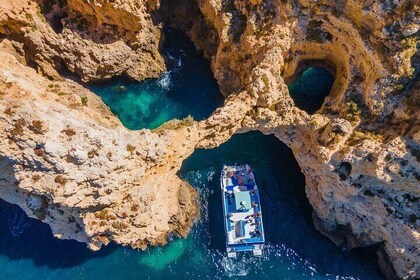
[89,29,223,130]
[0,30,385,280]
[288,67,334,114]
[0,133,385,279]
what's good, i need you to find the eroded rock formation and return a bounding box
[0,0,418,279]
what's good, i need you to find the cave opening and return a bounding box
[88,28,224,130]
[287,60,335,114]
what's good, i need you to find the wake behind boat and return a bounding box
[221,164,265,257]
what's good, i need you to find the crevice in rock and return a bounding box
[39,0,68,33]
[157,0,220,60]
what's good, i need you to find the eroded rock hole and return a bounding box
[88,29,224,130]
[288,64,335,114]
[334,161,352,181]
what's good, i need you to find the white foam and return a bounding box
[158,72,172,90]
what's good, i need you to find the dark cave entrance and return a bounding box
[286,60,335,114]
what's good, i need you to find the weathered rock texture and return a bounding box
[0,0,419,279]
[0,0,165,81]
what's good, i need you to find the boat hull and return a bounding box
[220,164,265,257]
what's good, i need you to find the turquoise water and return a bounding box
[89,29,223,130]
[0,132,385,279]
[0,31,385,279]
[288,67,334,114]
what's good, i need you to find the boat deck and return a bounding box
[221,165,265,256]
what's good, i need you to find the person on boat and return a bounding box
[240,201,246,211]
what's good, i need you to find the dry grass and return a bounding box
[10,118,26,136]
[32,174,41,181]
[61,128,76,137]
[54,175,68,186]
[30,120,45,134]
[126,144,136,153]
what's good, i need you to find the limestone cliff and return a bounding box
[0,0,419,279]
[0,0,165,81]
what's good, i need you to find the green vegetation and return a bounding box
[348,130,384,146]
[261,74,270,94]
[112,221,128,230]
[25,13,33,21]
[95,209,108,220]
[81,96,88,106]
[346,100,361,115]
[180,115,194,126]
[343,100,362,123]
[31,197,48,220]
[152,115,195,133]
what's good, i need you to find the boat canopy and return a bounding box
[235,191,251,211]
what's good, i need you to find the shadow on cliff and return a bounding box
[0,156,116,269]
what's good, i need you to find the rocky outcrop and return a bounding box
[0,0,419,279]
[0,0,165,81]
[0,46,199,249]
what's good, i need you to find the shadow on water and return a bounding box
[0,199,115,269]
[88,29,224,130]
[179,131,385,279]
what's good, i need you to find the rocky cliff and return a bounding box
[0,0,418,279]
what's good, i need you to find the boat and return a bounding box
[220,164,265,257]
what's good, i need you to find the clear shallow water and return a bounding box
[0,31,385,280]
[288,67,334,114]
[89,29,224,130]
[0,132,385,280]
